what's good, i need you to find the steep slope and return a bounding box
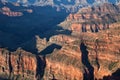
[44,22,120,80]
[0,1,120,80]
[60,3,120,34]
[0,22,120,80]
[0,48,37,80]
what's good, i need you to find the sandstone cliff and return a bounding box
[60,3,120,33]
[0,1,120,80]
[0,48,46,80]
[0,48,37,80]
[1,22,120,80]
[44,23,120,80]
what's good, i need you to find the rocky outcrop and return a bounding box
[49,34,76,45]
[6,0,120,13]
[0,48,37,80]
[60,3,120,33]
[0,22,120,80]
[44,22,120,80]
[0,1,33,17]
[36,35,47,53]
[1,6,23,17]
[78,3,119,14]
[0,6,33,17]
[70,23,109,33]
[100,68,120,80]
[0,1,120,80]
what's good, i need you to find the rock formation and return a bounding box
[5,0,120,12]
[0,22,120,80]
[0,1,33,17]
[0,1,120,80]
[0,48,37,80]
[60,3,120,34]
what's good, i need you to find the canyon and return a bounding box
[0,22,120,80]
[0,0,120,80]
[60,3,120,33]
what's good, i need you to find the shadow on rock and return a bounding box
[36,55,46,80]
[40,43,62,55]
[80,42,94,80]
[102,68,120,80]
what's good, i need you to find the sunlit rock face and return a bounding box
[60,3,120,34]
[0,0,120,80]
[0,48,37,80]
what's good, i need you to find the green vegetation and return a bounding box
[91,60,97,66]
[16,74,22,80]
[73,40,80,45]
[27,70,34,75]
[72,46,78,51]
[0,72,34,80]
[108,61,118,70]
[47,52,83,69]
[87,46,94,50]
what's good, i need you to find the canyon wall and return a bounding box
[60,3,120,33]
[0,1,120,80]
[0,48,37,80]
